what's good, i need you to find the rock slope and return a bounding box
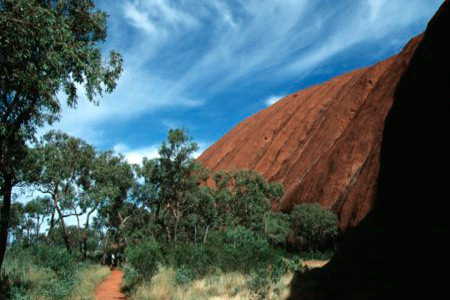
[199,33,422,229]
[288,1,450,298]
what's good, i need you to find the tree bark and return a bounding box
[0,176,13,270]
[53,195,71,253]
[82,208,95,260]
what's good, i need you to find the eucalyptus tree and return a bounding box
[31,130,96,252]
[212,170,284,234]
[134,129,207,243]
[24,197,52,242]
[95,151,134,260]
[0,0,123,268]
[77,151,133,260]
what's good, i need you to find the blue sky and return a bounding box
[51,0,443,164]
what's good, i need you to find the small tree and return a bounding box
[290,203,339,251]
[30,131,96,253]
[212,170,284,233]
[95,151,134,262]
[134,129,205,243]
[23,197,51,243]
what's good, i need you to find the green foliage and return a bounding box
[290,203,339,251]
[132,129,207,243]
[0,245,86,299]
[32,245,76,278]
[212,226,272,272]
[164,243,210,274]
[125,239,162,281]
[265,211,292,245]
[1,0,123,270]
[212,170,284,233]
[0,0,123,120]
[174,266,196,285]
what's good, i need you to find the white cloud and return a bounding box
[123,2,157,35]
[264,95,283,107]
[113,143,160,164]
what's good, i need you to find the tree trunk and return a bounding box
[53,196,71,253]
[74,209,84,256]
[0,176,13,270]
[82,209,94,261]
[48,207,55,238]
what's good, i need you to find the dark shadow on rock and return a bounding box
[288,1,450,299]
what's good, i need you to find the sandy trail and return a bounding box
[95,269,126,300]
[303,260,329,269]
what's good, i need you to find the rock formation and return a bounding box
[199,29,422,230]
[288,1,450,298]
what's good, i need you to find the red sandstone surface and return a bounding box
[198,36,421,229]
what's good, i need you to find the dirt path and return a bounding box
[95,269,126,300]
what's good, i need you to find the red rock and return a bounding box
[198,35,421,230]
[288,1,450,298]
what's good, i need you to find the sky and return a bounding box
[51,0,443,164]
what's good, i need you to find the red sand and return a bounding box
[95,269,126,300]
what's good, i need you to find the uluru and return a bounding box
[198,30,423,230]
[289,0,450,298]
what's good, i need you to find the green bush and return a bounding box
[265,212,292,245]
[125,239,162,280]
[1,245,86,300]
[290,203,339,251]
[32,245,77,278]
[174,265,196,285]
[164,242,211,277]
[207,227,272,273]
[122,264,140,292]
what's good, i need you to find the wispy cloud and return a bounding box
[123,0,199,37]
[123,2,157,35]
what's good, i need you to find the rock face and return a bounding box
[288,1,450,299]
[199,33,422,230]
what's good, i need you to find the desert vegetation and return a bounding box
[1,127,339,299]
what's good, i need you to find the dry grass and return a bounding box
[130,267,295,300]
[68,265,111,300]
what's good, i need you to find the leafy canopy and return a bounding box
[0,0,123,176]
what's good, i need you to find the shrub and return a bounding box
[174,266,196,285]
[265,212,292,245]
[32,245,77,278]
[122,264,140,292]
[164,242,211,278]
[290,203,339,251]
[125,239,162,281]
[208,226,273,273]
[1,245,85,299]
